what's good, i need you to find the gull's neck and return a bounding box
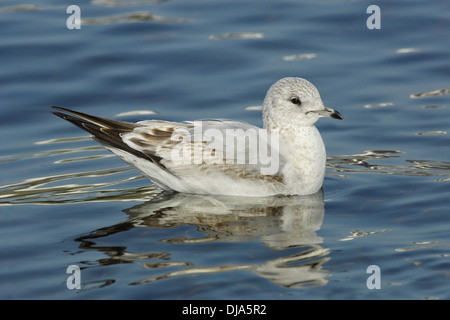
[263,115,326,195]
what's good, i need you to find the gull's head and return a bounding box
[263,77,343,128]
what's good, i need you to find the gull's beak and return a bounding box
[313,106,344,120]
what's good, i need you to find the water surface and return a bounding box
[1,0,449,299]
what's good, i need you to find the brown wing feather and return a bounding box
[51,106,167,170]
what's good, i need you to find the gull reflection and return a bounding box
[75,190,329,289]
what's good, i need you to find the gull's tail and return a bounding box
[51,106,163,165]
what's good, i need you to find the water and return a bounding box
[1,0,449,300]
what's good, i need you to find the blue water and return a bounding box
[1,0,449,300]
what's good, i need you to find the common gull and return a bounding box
[52,77,343,196]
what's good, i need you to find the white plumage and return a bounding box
[52,77,343,197]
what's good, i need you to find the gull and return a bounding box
[51,77,343,197]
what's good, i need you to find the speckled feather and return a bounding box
[52,77,342,196]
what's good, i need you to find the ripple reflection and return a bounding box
[81,11,192,25]
[327,150,450,181]
[75,191,330,288]
[410,87,450,98]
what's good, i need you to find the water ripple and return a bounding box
[92,0,172,6]
[410,88,450,98]
[395,241,450,252]
[283,53,317,61]
[0,5,40,12]
[208,32,264,40]
[327,150,450,181]
[0,166,159,205]
[81,11,192,25]
[74,191,329,288]
[395,48,421,54]
[363,102,394,109]
[115,110,158,117]
[339,229,391,241]
[415,131,447,136]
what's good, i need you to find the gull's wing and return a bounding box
[124,118,283,176]
[52,107,285,195]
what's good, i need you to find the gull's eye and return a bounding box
[290,97,301,105]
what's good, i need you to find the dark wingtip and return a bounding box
[50,106,76,120]
[51,106,83,117]
[51,106,67,113]
[51,110,66,119]
[49,106,168,172]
